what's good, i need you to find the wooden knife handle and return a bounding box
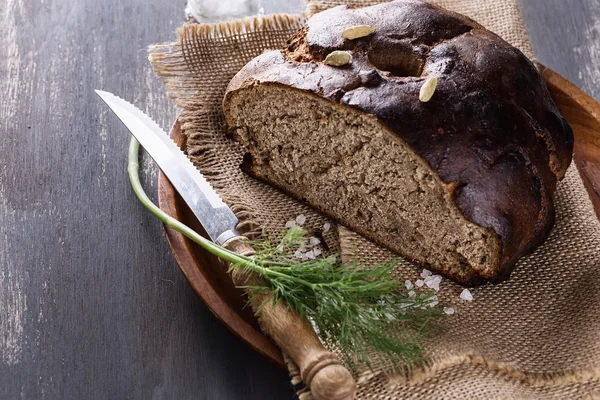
[222,236,356,400]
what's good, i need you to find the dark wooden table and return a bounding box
[1,1,598,398]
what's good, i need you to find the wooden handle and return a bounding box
[222,237,356,400]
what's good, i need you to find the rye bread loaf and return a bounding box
[222,0,574,285]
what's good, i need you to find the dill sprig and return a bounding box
[128,137,443,368]
[244,227,443,366]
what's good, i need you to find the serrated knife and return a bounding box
[95,90,356,400]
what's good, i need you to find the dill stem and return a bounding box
[258,267,317,289]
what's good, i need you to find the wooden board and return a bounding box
[540,66,600,218]
[157,66,600,368]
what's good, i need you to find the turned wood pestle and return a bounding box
[222,237,356,400]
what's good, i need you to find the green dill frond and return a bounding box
[242,227,444,367]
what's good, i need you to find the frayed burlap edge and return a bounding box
[397,354,600,388]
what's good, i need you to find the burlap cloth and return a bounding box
[149,1,600,398]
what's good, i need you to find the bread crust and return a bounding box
[223,0,574,282]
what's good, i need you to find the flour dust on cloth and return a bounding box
[149,0,600,398]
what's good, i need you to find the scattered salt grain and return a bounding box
[302,250,316,261]
[294,250,303,259]
[323,223,331,232]
[296,214,307,226]
[312,248,322,257]
[443,307,455,315]
[285,220,297,229]
[460,289,473,301]
[405,280,413,290]
[309,237,321,246]
[425,275,442,292]
[276,244,284,251]
[298,245,307,253]
[408,291,416,298]
[420,269,432,279]
[420,294,438,308]
[415,279,424,288]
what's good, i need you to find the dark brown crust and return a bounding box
[223,0,574,283]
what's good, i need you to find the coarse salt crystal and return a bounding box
[405,280,413,290]
[302,250,315,261]
[294,250,303,259]
[296,215,306,226]
[427,295,439,308]
[460,289,473,301]
[420,269,432,279]
[323,223,331,232]
[425,275,442,292]
[443,307,455,315]
[285,220,297,229]
[408,290,416,298]
[309,237,321,246]
[415,279,424,288]
[312,248,322,257]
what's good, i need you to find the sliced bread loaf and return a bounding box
[223,0,574,285]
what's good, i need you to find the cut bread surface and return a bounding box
[226,84,501,284]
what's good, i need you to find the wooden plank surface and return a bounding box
[518,0,600,103]
[0,0,597,399]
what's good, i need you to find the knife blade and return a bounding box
[95,90,240,245]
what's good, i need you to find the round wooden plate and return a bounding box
[157,66,600,370]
